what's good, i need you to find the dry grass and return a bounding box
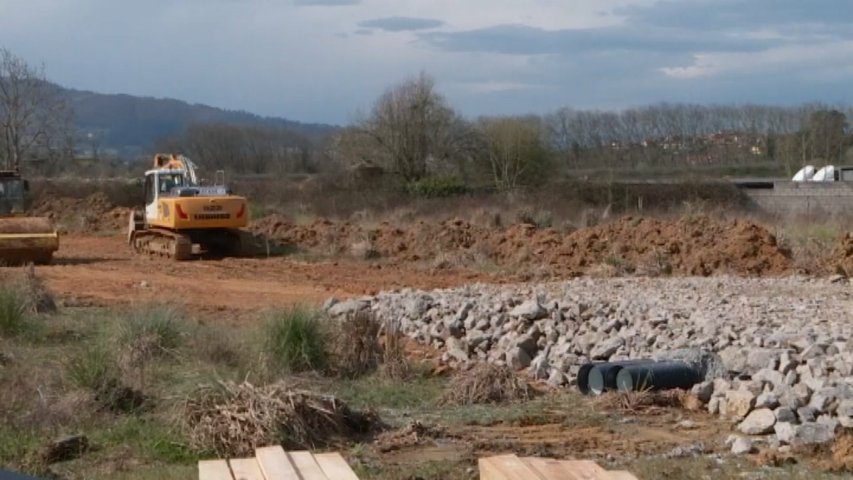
[437,363,533,406]
[380,318,412,381]
[594,389,687,414]
[332,310,382,378]
[179,380,380,457]
[10,265,57,315]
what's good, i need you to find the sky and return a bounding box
[1,0,852,124]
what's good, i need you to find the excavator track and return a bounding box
[130,227,193,261]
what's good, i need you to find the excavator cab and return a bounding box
[0,172,27,215]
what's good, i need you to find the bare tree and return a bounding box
[357,72,468,181]
[0,48,73,171]
[478,116,548,190]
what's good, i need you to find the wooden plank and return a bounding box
[288,451,330,480]
[603,472,639,480]
[556,460,611,480]
[522,457,613,480]
[314,452,360,480]
[523,457,583,480]
[480,454,546,480]
[255,446,300,480]
[229,458,265,480]
[199,459,234,480]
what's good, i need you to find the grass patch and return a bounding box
[92,415,198,464]
[262,306,329,373]
[119,305,185,355]
[432,391,606,428]
[333,374,445,412]
[0,287,27,337]
[66,342,119,392]
[352,459,471,480]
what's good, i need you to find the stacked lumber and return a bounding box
[198,446,359,480]
[479,455,638,480]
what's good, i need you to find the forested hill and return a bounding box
[62,86,338,155]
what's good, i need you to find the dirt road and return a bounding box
[34,235,494,317]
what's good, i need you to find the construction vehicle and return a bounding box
[127,154,248,260]
[0,169,59,265]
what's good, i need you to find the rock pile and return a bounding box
[326,276,853,452]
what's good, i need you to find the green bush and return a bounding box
[0,288,27,337]
[263,307,329,373]
[406,176,470,198]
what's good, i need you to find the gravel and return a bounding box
[327,275,853,450]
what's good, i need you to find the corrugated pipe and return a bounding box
[577,360,701,395]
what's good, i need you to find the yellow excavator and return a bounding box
[0,169,59,265]
[128,154,248,260]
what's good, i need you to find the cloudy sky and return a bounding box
[1,0,852,124]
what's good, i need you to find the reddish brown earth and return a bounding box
[250,214,793,277]
[32,234,497,318]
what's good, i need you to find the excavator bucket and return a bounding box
[0,217,59,265]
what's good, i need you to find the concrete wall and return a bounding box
[744,181,853,217]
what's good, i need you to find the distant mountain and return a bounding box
[62,86,338,157]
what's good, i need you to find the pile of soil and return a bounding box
[249,214,793,277]
[31,192,129,232]
[830,233,853,277]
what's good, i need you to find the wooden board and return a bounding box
[199,459,233,480]
[314,452,361,480]
[604,472,639,480]
[480,454,546,480]
[229,458,265,480]
[255,446,300,480]
[288,450,329,480]
[523,457,618,480]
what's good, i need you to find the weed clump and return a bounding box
[263,307,329,373]
[0,288,26,337]
[332,310,381,378]
[437,363,533,406]
[180,380,380,457]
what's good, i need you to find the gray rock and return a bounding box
[796,406,817,423]
[773,407,797,424]
[731,437,754,455]
[753,368,785,389]
[725,390,757,419]
[719,347,748,373]
[328,299,369,317]
[506,347,531,369]
[547,369,566,387]
[590,336,624,360]
[789,422,836,446]
[747,349,783,371]
[809,387,837,413]
[445,337,469,363]
[837,399,853,428]
[738,408,776,435]
[691,381,714,403]
[755,392,780,410]
[774,422,796,444]
[322,297,339,311]
[658,348,727,381]
[509,300,547,320]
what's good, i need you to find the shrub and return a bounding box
[0,288,27,337]
[406,176,470,198]
[263,307,329,373]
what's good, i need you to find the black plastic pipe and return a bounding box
[615,361,701,392]
[587,360,652,395]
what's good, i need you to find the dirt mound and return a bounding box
[250,214,792,277]
[493,215,791,276]
[30,192,128,232]
[830,233,853,277]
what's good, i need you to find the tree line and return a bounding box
[1,45,851,187]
